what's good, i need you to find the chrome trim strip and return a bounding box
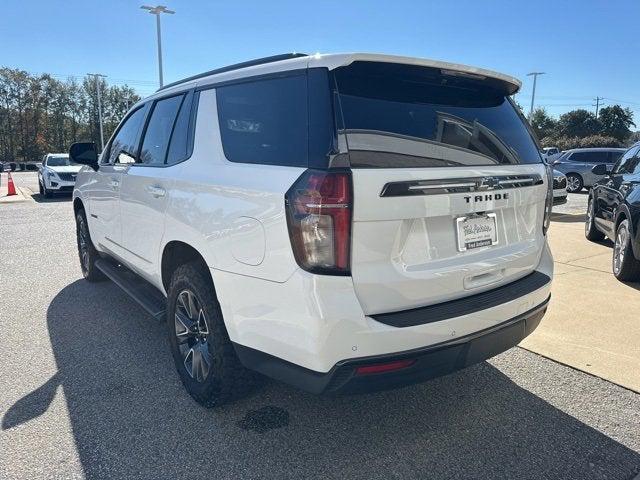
[380,174,543,197]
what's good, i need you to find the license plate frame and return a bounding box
[456,213,499,252]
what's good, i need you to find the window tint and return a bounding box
[567,151,608,163]
[166,92,194,165]
[140,95,184,165]
[216,75,308,167]
[106,106,148,164]
[607,151,623,164]
[332,61,542,167]
[613,146,640,174]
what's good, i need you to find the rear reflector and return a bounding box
[355,359,416,376]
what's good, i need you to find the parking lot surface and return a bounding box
[1,174,639,479]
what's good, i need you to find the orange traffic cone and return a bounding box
[6,172,17,196]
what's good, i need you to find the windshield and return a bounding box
[332,62,542,168]
[46,156,73,167]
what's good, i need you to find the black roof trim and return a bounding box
[157,53,308,92]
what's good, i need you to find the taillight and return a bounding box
[543,164,553,235]
[285,169,352,275]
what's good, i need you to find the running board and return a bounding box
[95,259,167,321]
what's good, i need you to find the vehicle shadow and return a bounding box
[551,212,586,223]
[3,280,639,479]
[31,192,72,203]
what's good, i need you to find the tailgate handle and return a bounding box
[464,269,505,290]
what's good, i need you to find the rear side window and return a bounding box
[332,62,542,167]
[572,151,609,163]
[216,75,308,167]
[140,95,184,165]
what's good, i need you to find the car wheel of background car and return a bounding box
[585,197,605,241]
[167,261,257,407]
[75,210,106,282]
[565,173,583,193]
[38,181,43,195]
[612,219,640,281]
[42,183,52,198]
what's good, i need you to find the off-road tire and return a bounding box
[167,261,256,407]
[613,219,640,281]
[75,209,106,282]
[585,196,605,241]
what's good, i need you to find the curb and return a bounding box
[0,186,29,204]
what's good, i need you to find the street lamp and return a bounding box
[141,5,175,88]
[526,72,546,118]
[87,73,107,150]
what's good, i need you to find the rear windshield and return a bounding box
[332,62,542,168]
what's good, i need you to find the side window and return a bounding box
[106,106,148,164]
[216,74,308,167]
[166,91,195,165]
[567,152,583,162]
[607,151,623,164]
[613,146,640,174]
[139,95,184,165]
[580,151,607,163]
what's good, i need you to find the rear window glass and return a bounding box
[216,75,308,167]
[332,62,542,168]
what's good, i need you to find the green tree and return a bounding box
[598,105,635,142]
[529,108,556,142]
[557,109,601,138]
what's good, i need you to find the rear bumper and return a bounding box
[234,296,549,394]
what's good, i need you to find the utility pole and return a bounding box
[87,73,107,150]
[141,5,175,88]
[526,72,546,118]
[593,96,605,117]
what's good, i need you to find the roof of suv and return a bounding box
[564,147,626,153]
[150,52,522,100]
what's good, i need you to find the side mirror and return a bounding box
[69,142,98,170]
[591,164,608,176]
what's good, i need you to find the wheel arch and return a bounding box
[161,241,213,294]
[615,204,640,259]
[73,197,84,215]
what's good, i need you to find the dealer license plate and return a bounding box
[456,213,498,252]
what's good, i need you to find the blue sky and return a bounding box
[2,0,639,121]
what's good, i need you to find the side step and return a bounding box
[95,259,167,321]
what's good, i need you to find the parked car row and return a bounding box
[551,148,625,193]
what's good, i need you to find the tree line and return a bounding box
[528,104,637,151]
[0,67,141,163]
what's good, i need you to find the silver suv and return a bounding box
[552,148,625,192]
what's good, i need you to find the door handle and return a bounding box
[109,179,119,189]
[146,185,166,198]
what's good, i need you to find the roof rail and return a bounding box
[157,53,308,92]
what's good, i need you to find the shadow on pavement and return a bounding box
[31,192,73,203]
[551,212,587,223]
[3,280,639,479]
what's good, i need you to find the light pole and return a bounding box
[87,73,107,150]
[526,72,546,118]
[141,5,175,88]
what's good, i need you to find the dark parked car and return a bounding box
[553,147,625,192]
[586,142,640,280]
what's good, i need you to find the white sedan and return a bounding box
[38,153,82,197]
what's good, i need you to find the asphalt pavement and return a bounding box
[0,175,639,479]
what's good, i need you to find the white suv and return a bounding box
[70,53,554,406]
[39,153,81,197]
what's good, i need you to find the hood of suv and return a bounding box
[47,165,82,174]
